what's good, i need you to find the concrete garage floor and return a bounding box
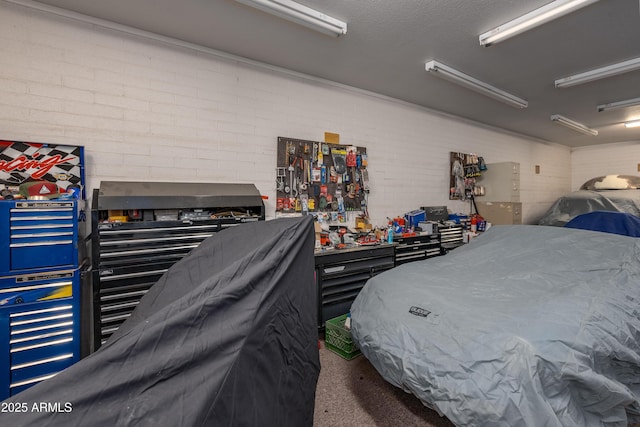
[313,340,454,427]
[313,340,640,427]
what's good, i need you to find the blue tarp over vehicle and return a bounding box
[565,210,640,237]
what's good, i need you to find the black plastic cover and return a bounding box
[3,216,319,426]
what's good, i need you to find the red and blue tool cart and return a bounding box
[0,140,86,400]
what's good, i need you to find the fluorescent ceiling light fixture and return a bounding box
[625,120,640,128]
[234,0,347,37]
[479,0,598,47]
[597,96,640,112]
[550,114,598,136]
[424,60,528,108]
[556,57,640,88]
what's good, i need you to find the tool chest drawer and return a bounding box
[0,269,81,399]
[439,224,464,251]
[315,245,395,328]
[394,233,441,265]
[0,201,79,275]
[319,254,395,278]
[92,225,214,348]
[96,221,220,269]
[94,259,178,346]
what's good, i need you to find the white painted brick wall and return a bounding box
[0,1,572,225]
[571,142,640,189]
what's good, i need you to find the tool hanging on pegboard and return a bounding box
[275,137,368,221]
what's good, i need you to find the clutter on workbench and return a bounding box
[314,216,382,250]
[392,207,489,254]
[405,209,426,228]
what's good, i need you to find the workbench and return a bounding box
[314,244,395,329]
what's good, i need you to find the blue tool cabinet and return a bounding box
[0,201,79,274]
[0,200,83,400]
[0,269,81,398]
[0,140,86,400]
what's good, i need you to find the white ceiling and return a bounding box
[27,0,640,147]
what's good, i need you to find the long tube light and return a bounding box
[597,97,640,112]
[234,0,347,37]
[550,114,598,136]
[625,120,640,128]
[556,57,640,88]
[479,0,599,47]
[424,60,528,109]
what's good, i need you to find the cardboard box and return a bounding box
[418,221,435,234]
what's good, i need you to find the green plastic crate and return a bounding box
[325,314,361,360]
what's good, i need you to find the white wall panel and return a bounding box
[571,142,640,190]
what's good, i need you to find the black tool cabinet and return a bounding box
[314,244,395,328]
[394,233,441,265]
[438,223,464,252]
[89,181,264,351]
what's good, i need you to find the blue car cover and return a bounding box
[565,210,640,237]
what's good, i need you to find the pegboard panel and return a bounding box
[275,137,368,219]
[449,151,484,201]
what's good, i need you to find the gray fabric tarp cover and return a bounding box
[351,225,640,427]
[538,189,640,226]
[3,216,320,426]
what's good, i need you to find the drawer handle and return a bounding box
[11,337,73,353]
[3,286,72,298]
[11,216,73,221]
[101,313,132,323]
[99,224,219,234]
[11,321,74,336]
[323,266,346,274]
[10,241,73,248]
[11,232,74,238]
[10,329,73,345]
[100,244,199,258]
[11,313,73,327]
[100,301,140,313]
[11,208,72,213]
[10,354,73,372]
[99,269,168,281]
[11,372,59,389]
[11,224,74,230]
[100,233,213,246]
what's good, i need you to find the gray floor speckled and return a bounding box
[313,340,454,427]
[313,340,640,427]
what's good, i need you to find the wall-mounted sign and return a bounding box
[0,140,85,198]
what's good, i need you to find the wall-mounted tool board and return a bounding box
[275,137,368,220]
[449,151,485,201]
